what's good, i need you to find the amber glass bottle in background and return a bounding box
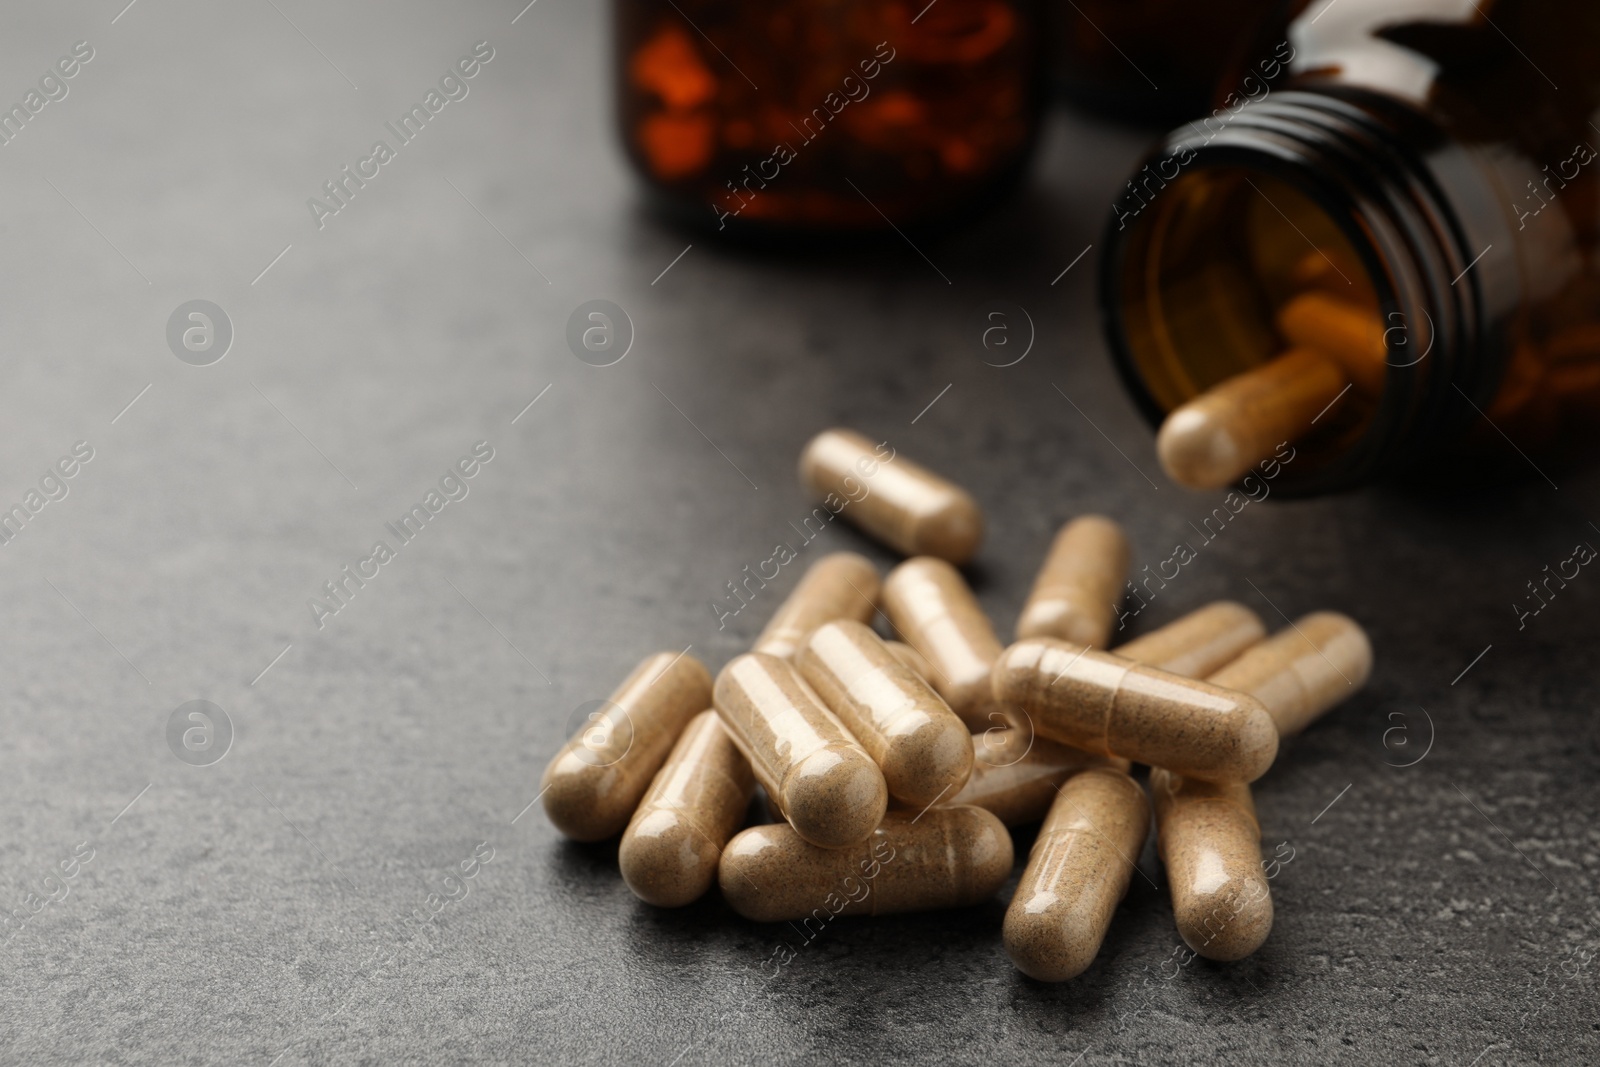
[613,0,1044,237]
[1050,0,1278,124]
[1100,0,1600,494]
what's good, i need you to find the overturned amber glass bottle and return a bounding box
[1101,0,1600,494]
[613,0,1043,237]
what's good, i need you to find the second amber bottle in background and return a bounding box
[613,0,1044,238]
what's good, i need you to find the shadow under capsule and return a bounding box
[546,835,620,881]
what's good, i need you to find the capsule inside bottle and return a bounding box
[1156,348,1349,489]
[1276,291,1388,396]
[1109,169,1393,493]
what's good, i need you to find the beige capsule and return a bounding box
[713,652,888,849]
[1113,601,1267,679]
[993,638,1279,783]
[797,620,974,807]
[541,651,712,842]
[957,602,1259,826]
[798,428,984,564]
[719,806,1012,922]
[1016,516,1131,647]
[881,557,1006,731]
[952,729,1129,826]
[1156,349,1349,489]
[751,552,880,660]
[1208,611,1373,736]
[1113,602,1273,955]
[1150,768,1272,961]
[1003,768,1150,981]
[884,640,935,682]
[1276,291,1388,396]
[1288,248,1372,298]
[618,711,755,907]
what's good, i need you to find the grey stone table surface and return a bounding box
[1,2,1596,1065]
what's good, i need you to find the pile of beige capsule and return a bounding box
[542,428,1373,979]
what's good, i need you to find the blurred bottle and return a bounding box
[1051,0,1278,124]
[613,0,1044,238]
[1100,0,1600,493]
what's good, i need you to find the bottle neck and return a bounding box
[1102,90,1503,494]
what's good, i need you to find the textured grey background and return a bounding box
[0,2,1596,1065]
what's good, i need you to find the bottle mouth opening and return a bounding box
[1101,93,1463,496]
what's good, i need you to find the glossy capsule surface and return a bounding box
[719,806,1012,922]
[1003,768,1150,981]
[881,557,1006,731]
[1209,611,1373,736]
[541,651,712,842]
[951,730,1128,826]
[993,638,1279,783]
[796,620,973,807]
[1114,601,1266,679]
[1150,768,1272,961]
[799,428,984,563]
[752,552,880,660]
[1276,291,1388,396]
[1156,349,1348,489]
[954,601,1255,825]
[713,652,888,849]
[619,710,755,907]
[1015,515,1130,647]
[885,640,935,682]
